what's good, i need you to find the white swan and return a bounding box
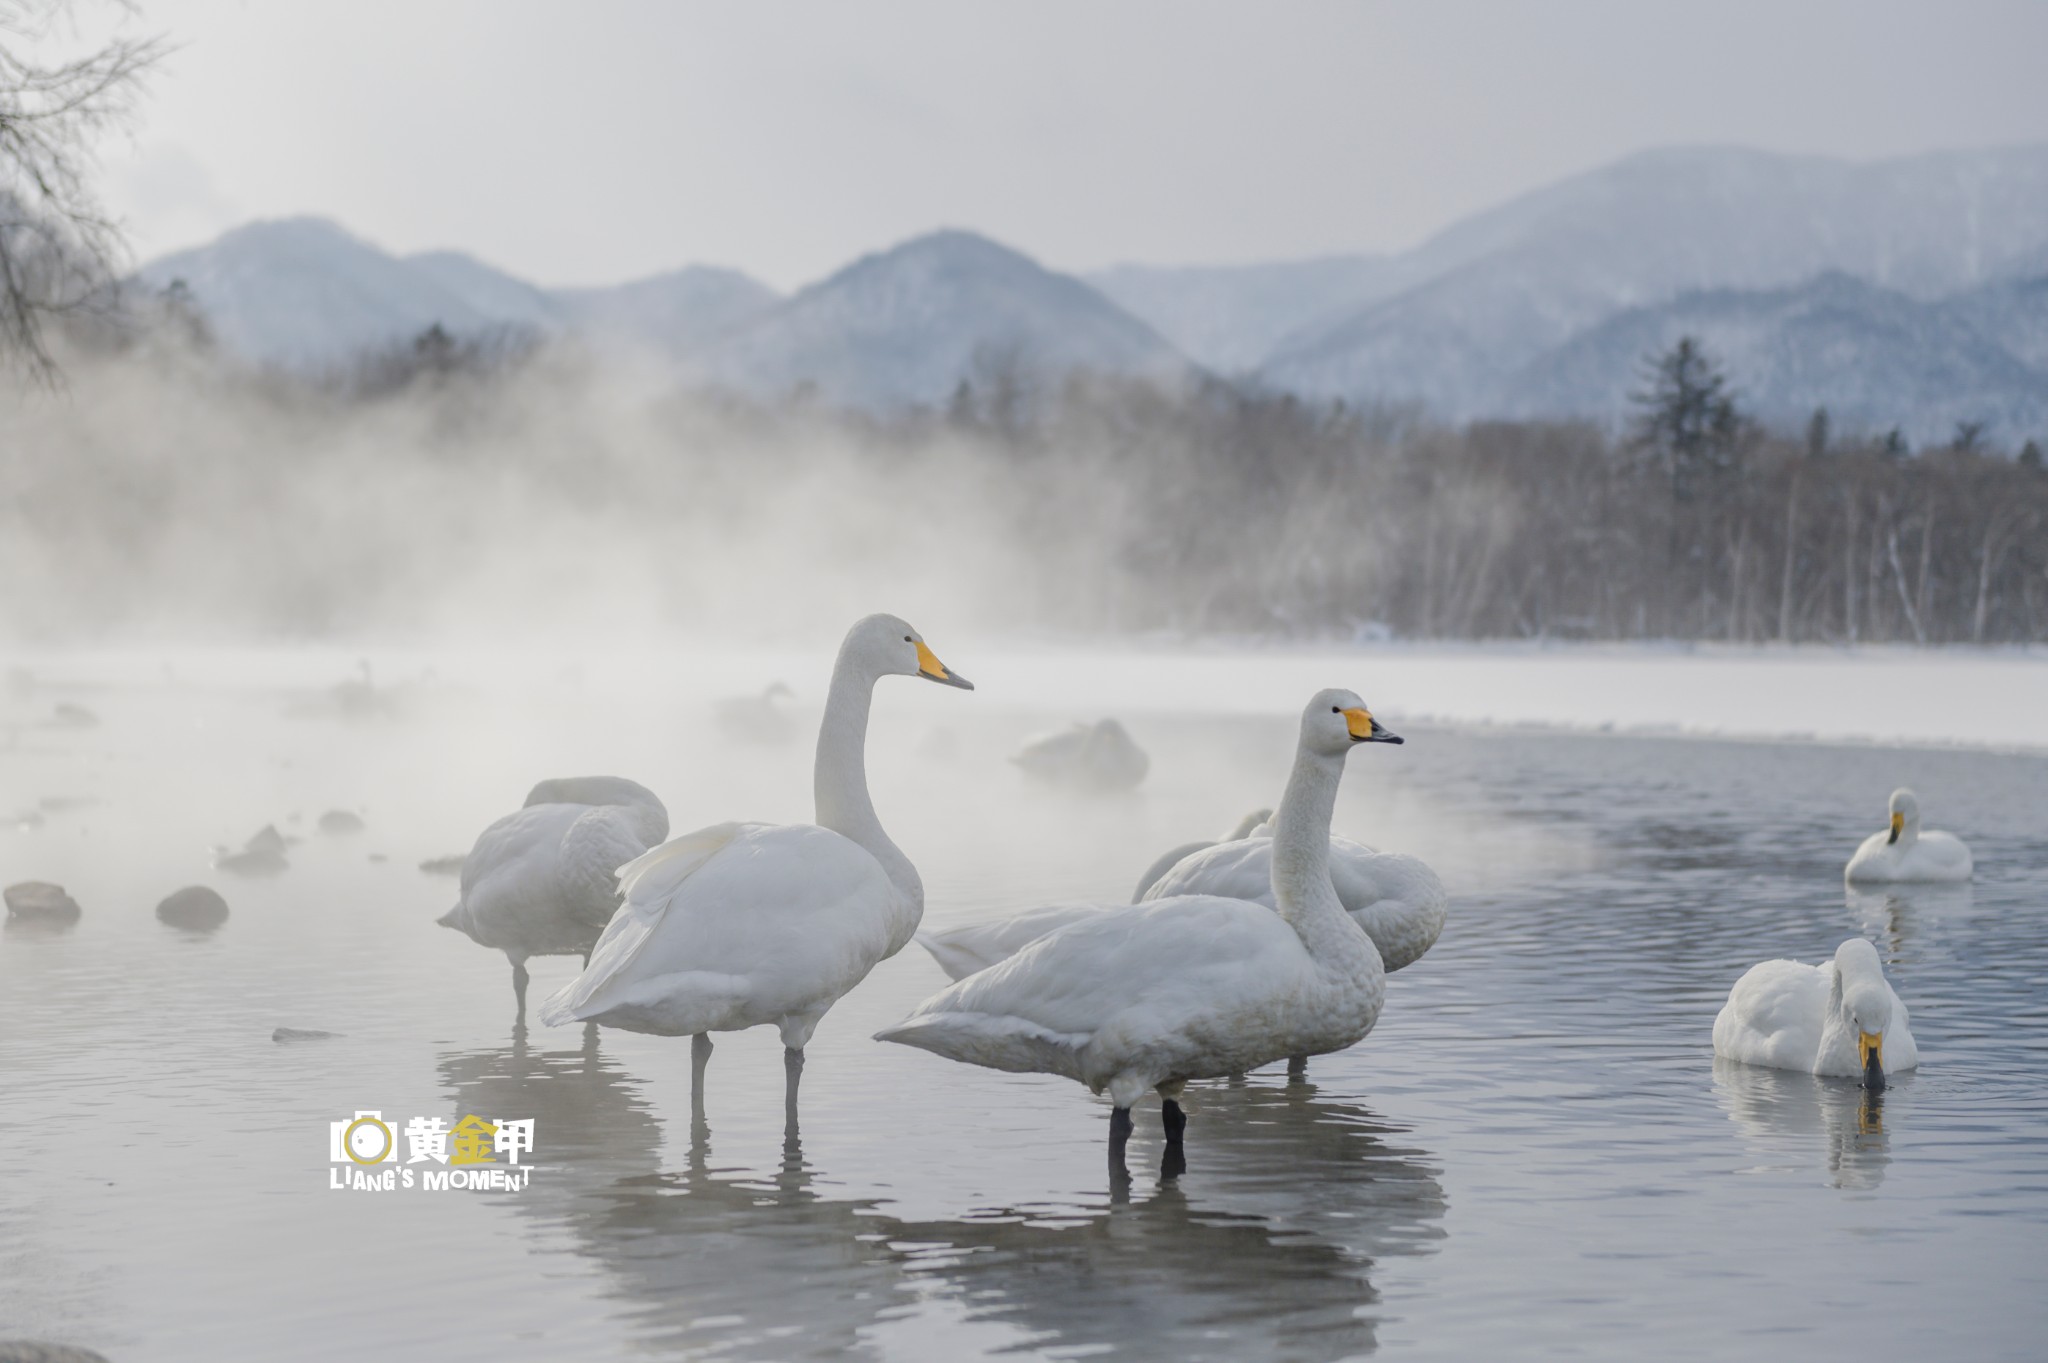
[1844,787,1971,883]
[1712,937,1919,1091]
[913,808,1270,982]
[438,776,670,1017]
[1130,809,1272,902]
[538,615,971,1095]
[916,812,1447,1004]
[877,689,1396,1155]
[714,681,795,744]
[1011,718,1149,791]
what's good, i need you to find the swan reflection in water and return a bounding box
[1845,882,1977,961]
[894,1078,1448,1362]
[439,1034,1448,1362]
[1712,1056,1893,1191]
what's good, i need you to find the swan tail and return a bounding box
[874,1011,1090,1078]
[535,822,747,1026]
[912,930,994,982]
[436,901,475,937]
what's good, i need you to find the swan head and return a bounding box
[1303,687,1400,757]
[1886,788,1920,845]
[1833,938,1894,1092]
[845,614,973,690]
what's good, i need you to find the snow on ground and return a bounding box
[968,644,2048,754]
[10,643,2047,755]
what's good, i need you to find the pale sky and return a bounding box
[73,0,2048,290]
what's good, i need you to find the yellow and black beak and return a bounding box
[1858,1030,1885,1093]
[1887,812,1904,845]
[914,640,973,690]
[1342,707,1402,745]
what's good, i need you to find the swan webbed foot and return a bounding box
[1162,1098,1187,1142]
[1286,1054,1308,1082]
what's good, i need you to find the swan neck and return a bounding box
[1896,813,1920,850]
[813,649,917,902]
[1271,745,1357,953]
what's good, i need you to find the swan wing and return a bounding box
[1130,840,1214,901]
[441,802,589,948]
[879,896,1309,1085]
[540,823,903,1035]
[1712,959,1829,1070]
[535,822,750,1024]
[1141,836,1447,972]
[916,903,1103,981]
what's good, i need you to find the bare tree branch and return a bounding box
[0,0,165,377]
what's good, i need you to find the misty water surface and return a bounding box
[1,650,2045,1362]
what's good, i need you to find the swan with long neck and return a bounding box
[538,615,971,1097]
[1844,787,1972,883]
[878,689,1394,1158]
[438,775,670,1020]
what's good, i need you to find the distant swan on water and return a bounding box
[438,776,670,1019]
[1844,787,1971,883]
[538,615,972,1105]
[878,690,1398,1159]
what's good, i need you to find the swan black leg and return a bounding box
[1160,1099,1188,1179]
[510,958,529,1020]
[784,1046,805,1108]
[1108,1104,1135,1185]
[1286,1054,1308,1082]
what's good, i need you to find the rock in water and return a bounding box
[418,854,466,876]
[272,1027,341,1043]
[157,886,230,931]
[214,825,289,876]
[317,809,366,834]
[4,882,82,923]
[0,1343,114,1363]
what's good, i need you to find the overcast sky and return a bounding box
[81,0,2048,290]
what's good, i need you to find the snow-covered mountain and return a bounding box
[1500,271,2048,445]
[697,230,1193,409]
[136,219,528,370]
[134,217,779,371]
[1085,256,1408,373]
[131,144,2048,439]
[555,267,779,358]
[1257,145,2048,418]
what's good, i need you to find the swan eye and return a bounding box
[1331,706,1341,713]
[903,635,913,643]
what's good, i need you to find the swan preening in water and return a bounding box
[878,690,1398,1158]
[1712,937,1919,1091]
[538,615,972,1098]
[1012,718,1150,791]
[1844,788,1972,884]
[438,776,670,1018]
